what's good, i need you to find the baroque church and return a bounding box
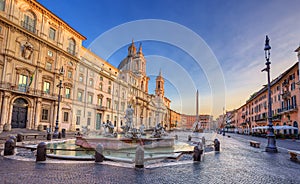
[117,40,171,130]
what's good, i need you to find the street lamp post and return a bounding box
[53,66,64,139]
[263,35,278,153]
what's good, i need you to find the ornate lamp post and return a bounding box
[263,35,278,152]
[53,66,64,138]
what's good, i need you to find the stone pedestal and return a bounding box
[36,142,47,162]
[135,145,144,168]
[95,144,104,162]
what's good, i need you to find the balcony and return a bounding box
[278,105,297,115]
[255,118,267,124]
[0,82,57,100]
[95,105,107,111]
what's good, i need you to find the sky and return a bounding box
[38,0,300,118]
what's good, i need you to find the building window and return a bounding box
[63,112,69,122]
[22,11,36,33]
[67,71,72,79]
[88,93,93,104]
[45,62,52,71]
[107,98,111,109]
[18,74,28,92]
[89,78,93,86]
[76,116,80,125]
[79,66,84,72]
[41,109,49,121]
[87,117,91,126]
[100,76,103,81]
[99,83,103,91]
[291,82,296,91]
[90,71,94,77]
[98,97,102,106]
[43,81,50,94]
[79,75,83,83]
[49,27,56,40]
[122,90,125,99]
[108,80,112,85]
[114,100,118,110]
[0,0,5,11]
[87,112,91,126]
[108,86,111,94]
[47,50,53,57]
[77,91,83,101]
[292,95,297,108]
[106,114,110,121]
[67,39,76,55]
[65,88,71,99]
[121,102,125,112]
[76,110,81,125]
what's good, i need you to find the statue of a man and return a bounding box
[125,104,134,129]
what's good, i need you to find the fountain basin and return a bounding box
[75,136,175,150]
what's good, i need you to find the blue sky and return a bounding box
[38,0,300,118]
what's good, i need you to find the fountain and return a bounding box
[75,104,175,150]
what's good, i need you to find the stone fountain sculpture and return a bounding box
[121,104,141,139]
[151,122,167,138]
[192,121,202,132]
[76,104,174,150]
[103,120,117,137]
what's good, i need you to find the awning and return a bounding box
[252,126,269,130]
[252,125,298,130]
[274,125,298,130]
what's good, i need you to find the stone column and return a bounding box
[34,98,42,130]
[0,92,11,131]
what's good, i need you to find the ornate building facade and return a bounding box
[117,41,170,130]
[0,0,85,132]
[0,0,172,133]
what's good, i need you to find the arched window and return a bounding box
[22,11,36,33]
[68,39,76,55]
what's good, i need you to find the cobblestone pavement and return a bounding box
[0,132,300,184]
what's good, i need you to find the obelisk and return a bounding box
[196,90,199,122]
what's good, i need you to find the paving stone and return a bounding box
[0,131,299,183]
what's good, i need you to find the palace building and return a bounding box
[0,0,172,133]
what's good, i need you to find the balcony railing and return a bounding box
[278,105,297,114]
[255,118,267,123]
[0,82,57,100]
[95,105,107,111]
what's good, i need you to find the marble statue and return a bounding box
[151,122,166,138]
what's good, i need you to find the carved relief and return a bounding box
[21,42,33,59]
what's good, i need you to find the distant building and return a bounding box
[181,114,212,130]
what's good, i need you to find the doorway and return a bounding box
[11,98,28,128]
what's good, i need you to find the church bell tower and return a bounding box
[155,69,164,97]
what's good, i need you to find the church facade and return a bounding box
[117,41,170,131]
